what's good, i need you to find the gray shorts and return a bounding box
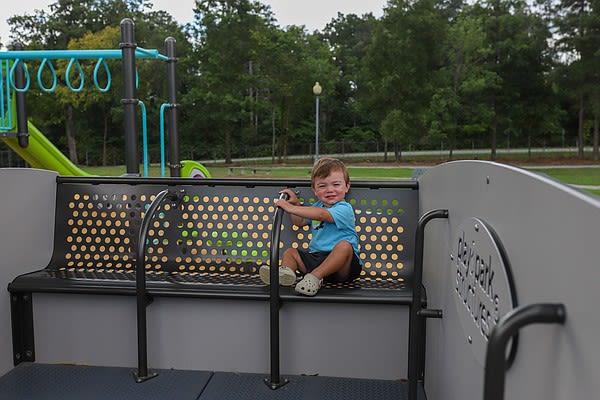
[297,250,362,283]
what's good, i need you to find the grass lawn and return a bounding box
[83,164,416,180]
[531,167,600,186]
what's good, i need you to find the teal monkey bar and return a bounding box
[1,48,165,93]
[0,48,168,61]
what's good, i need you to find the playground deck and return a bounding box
[0,363,424,400]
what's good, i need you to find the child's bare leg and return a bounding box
[282,248,307,274]
[310,240,354,281]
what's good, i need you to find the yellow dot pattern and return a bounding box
[50,183,418,289]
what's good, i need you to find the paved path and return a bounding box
[199,147,600,165]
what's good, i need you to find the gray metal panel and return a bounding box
[418,161,600,400]
[31,294,408,380]
[0,169,57,376]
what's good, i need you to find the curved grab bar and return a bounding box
[483,303,566,400]
[408,208,449,400]
[134,188,184,382]
[265,191,291,389]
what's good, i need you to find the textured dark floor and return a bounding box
[0,364,426,400]
[0,363,211,400]
[199,372,425,400]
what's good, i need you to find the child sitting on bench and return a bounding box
[259,157,363,296]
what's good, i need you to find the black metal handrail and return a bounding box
[408,209,449,400]
[134,188,183,382]
[56,175,419,190]
[264,191,290,389]
[483,303,566,400]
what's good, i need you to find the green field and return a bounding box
[83,163,600,197]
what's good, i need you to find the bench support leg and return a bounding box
[10,292,35,365]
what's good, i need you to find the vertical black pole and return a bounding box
[120,18,139,176]
[264,192,289,389]
[165,37,181,177]
[13,43,29,148]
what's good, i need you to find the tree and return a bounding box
[380,109,410,161]
[62,27,121,165]
[362,0,447,154]
[429,10,496,158]
[321,13,378,142]
[475,0,558,159]
[549,0,600,158]
[184,0,276,163]
[256,26,338,160]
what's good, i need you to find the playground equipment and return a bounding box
[0,18,599,400]
[1,159,596,400]
[0,22,210,178]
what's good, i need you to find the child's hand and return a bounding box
[274,198,293,211]
[279,188,300,205]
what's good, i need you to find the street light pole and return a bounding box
[313,82,322,164]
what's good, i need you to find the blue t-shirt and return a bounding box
[308,200,361,261]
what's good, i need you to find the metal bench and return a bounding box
[8,175,421,366]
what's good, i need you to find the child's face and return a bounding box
[312,170,350,207]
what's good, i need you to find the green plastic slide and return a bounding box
[2,121,90,176]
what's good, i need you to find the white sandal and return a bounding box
[294,273,322,296]
[259,265,296,286]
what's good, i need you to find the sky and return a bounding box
[1,0,387,46]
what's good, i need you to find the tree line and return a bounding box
[3,0,600,165]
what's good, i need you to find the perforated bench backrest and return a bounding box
[50,178,418,284]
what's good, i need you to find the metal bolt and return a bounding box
[474,223,479,232]
[468,336,473,344]
[486,176,490,184]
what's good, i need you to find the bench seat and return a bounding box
[9,267,416,304]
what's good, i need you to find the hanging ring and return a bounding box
[66,58,85,92]
[9,59,30,92]
[93,58,112,92]
[37,58,58,93]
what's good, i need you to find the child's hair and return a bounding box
[311,157,350,186]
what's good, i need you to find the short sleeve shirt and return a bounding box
[308,200,361,261]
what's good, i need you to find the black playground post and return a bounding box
[165,37,181,177]
[12,43,29,148]
[120,18,140,176]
